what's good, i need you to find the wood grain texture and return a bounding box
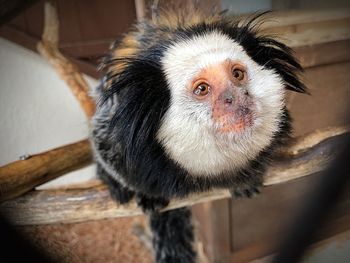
[289,62,350,136]
[1,127,348,225]
[0,140,93,202]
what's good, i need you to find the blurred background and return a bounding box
[0,0,350,262]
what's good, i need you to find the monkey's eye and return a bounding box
[232,68,245,81]
[193,83,210,96]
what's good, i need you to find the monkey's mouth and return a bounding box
[211,87,256,134]
[212,104,255,133]
[216,111,254,133]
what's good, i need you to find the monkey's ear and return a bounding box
[234,13,308,94]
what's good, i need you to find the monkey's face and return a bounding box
[157,31,285,176]
[190,60,255,133]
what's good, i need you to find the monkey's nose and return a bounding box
[222,92,234,104]
[218,85,236,104]
[225,97,233,104]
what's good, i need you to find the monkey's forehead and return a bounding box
[161,31,259,91]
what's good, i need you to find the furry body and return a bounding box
[91,11,305,263]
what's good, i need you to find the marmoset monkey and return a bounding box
[91,10,306,263]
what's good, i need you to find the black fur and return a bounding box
[97,163,135,204]
[150,208,196,263]
[91,13,305,263]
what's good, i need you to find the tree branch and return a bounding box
[1,127,348,225]
[37,1,96,118]
[0,140,93,202]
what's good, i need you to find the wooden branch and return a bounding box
[1,127,348,225]
[0,140,93,202]
[135,0,146,21]
[37,2,95,118]
[264,130,349,185]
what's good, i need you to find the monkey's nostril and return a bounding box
[240,106,250,115]
[225,98,233,104]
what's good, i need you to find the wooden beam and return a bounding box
[294,39,350,69]
[0,140,93,202]
[0,24,100,78]
[1,127,348,225]
[261,8,350,29]
[0,24,39,51]
[0,0,38,26]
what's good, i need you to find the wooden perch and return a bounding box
[37,2,95,118]
[0,127,348,225]
[1,126,348,202]
[0,140,92,202]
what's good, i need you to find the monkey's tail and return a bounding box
[149,207,196,263]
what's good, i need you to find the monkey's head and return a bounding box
[100,13,306,181]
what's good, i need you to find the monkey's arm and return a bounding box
[230,156,267,198]
[97,163,135,204]
[136,193,169,213]
[98,162,169,211]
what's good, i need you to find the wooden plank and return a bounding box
[289,62,350,136]
[294,39,350,69]
[231,174,321,260]
[264,17,350,42]
[262,8,350,29]
[23,0,43,39]
[193,199,232,263]
[230,204,350,262]
[225,176,350,262]
[0,24,39,50]
[58,39,112,58]
[74,0,136,41]
[56,0,82,43]
[279,25,350,48]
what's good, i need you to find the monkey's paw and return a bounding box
[136,194,170,213]
[97,164,135,204]
[109,185,135,204]
[230,185,260,198]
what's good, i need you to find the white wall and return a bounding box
[0,37,97,188]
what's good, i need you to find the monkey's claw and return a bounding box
[97,164,135,204]
[231,186,260,198]
[109,186,135,204]
[136,194,169,213]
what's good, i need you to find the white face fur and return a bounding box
[157,31,285,176]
